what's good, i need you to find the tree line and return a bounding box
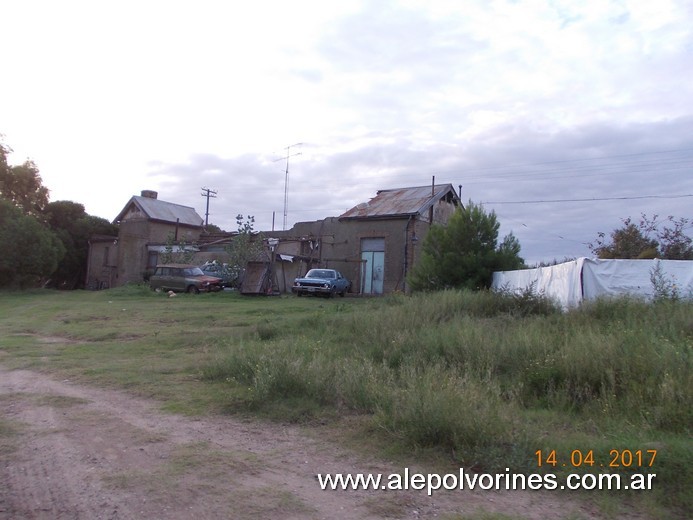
[589,214,692,260]
[0,141,117,289]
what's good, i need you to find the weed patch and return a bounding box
[0,288,690,517]
[204,290,692,514]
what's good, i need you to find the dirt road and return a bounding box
[0,364,599,519]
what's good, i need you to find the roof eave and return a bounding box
[112,197,140,224]
[338,212,418,221]
[147,217,203,228]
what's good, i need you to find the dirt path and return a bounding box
[0,364,601,520]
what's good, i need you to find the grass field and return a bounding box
[0,286,690,518]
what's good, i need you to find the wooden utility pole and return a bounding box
[200,187,217,226]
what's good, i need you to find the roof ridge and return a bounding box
[377,183,454,192]
[133,195,197,210]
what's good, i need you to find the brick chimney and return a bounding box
[141,190,158,199]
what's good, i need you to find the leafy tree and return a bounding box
[0,141,8,177]
[0,143,49,217]
[590,221,658,259]
[590,215,692,260]
[408,202,524,291]
[44,201,118,288]
[158,234,197,265]
[0,199,65,288]
[650,215,693,260]
[203,223,224,233]
[224,215,266,288]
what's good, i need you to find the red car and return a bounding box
[149,264,223,294]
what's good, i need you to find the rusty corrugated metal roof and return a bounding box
[114,196,203,227]
[339,184,459,219]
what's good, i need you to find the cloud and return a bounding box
[2,0,693,265]
[144,114,693,265]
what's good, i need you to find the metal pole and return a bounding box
[274,143,302,231]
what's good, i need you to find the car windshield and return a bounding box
[183,267,205,276]
[306,269,335,279]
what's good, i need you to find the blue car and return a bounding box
[292,269,351,298]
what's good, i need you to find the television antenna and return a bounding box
[273,143,302,230]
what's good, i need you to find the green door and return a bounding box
[361,238,385,295]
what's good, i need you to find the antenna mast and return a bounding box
[275,143,302,230]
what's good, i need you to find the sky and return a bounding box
[2,0,692,265]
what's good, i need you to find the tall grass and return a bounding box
[207,291,691,429]
[1,288,689,515]
[204,290,692,512]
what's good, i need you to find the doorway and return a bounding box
[361,238,385,294]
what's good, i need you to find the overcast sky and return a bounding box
[2,0,692,264]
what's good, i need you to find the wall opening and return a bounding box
[360,237,385,294]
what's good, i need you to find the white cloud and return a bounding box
[1,0,692,264]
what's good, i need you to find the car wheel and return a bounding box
[187,285,200,294]
[296,291,303,297]
[339,291,345,297]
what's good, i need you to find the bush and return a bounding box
[408,202,524,291]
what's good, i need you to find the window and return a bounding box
[147,251,159,270]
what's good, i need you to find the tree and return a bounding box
[408,202,524,291]
[43,201,119,288]
[203,223,224,233]
[0,142,49,217]
[0,199,65,288]
[590,215,692,260]
[158,233,198,266]
[651,216,693,260]
[0,141,8,178]
[590,221,658,259]
[224,215,266,288]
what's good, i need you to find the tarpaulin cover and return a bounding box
[491,258,585,308]
[581,258,693,302]
[491,258,693,309]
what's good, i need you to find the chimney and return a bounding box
[141,190,158,199]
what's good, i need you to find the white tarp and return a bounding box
[581,258,693,301]
[491,258,693,309]
[491,258,585,308]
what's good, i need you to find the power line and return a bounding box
[395,148,693,185]
[446,162,693,188]
[492,213,589,245]
[483,194,693,205]
[222,146,693,191]
[454,146,693,174]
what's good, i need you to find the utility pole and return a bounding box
[274,143,302,230]
[200,187,217,226]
